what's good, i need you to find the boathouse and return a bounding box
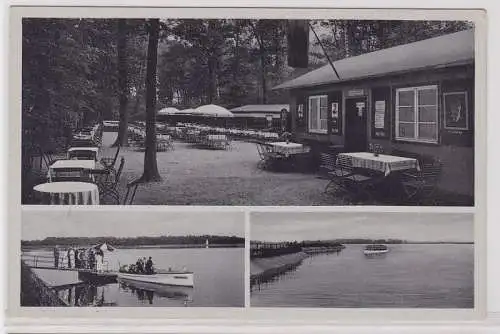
[273,29,475,200]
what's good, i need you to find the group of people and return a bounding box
[120,257,155,275]
[53,246,106,272]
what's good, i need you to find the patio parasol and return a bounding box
[193,104,234,118]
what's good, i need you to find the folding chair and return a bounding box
[100,146,120,170]
[98,157,125,204]
[325,155,375,201]
[123,179,142,205]
[400,158,443,205]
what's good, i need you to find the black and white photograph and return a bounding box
[250,211,474,308]
[20,18,475,206]
[20,209,245,307]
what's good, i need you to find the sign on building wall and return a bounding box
[440,80,473,147]
[347,88,365,97]
[444,92,469,131]
[371,87,390,139]
[330,102,340,134]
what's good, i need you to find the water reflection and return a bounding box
[119,282,194,306]
[250,251,343,292]
[56,283,116,307]
[251,261,303,291]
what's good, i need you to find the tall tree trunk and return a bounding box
[259,40,267,104]
[112,19,129,147]
[140,18,161,182]
[207,56,215,104]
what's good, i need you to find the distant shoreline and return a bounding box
[251,241,473,245]
[21,243,245,251]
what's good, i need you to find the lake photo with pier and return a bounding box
[250,211,474,308]
[21,209,245,307]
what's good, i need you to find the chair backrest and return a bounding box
[114,157,125,184]
[112,146,121,165]
[319,153,337,171]
[336,155,354,175]
[421,159,443,181]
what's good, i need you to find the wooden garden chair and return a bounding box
[100,145,120,170]
[325,155,375,201]
[400,158,443,205]
[98,157,125,204]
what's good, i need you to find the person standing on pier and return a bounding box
[89,249,96,271]
[53,246,59,268]
[67,247,75,269]
[95,249,104,272]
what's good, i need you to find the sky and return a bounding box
[22,208,244,240]
[250,212,473,243]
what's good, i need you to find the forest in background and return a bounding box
[21,235,245,247]
[22,19,472,148]
[21,19,472,184]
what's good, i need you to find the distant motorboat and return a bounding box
[363,244,389,255]
[117,268,194,287]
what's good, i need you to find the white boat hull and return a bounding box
[117,272,194,287]
[363,249,389,255]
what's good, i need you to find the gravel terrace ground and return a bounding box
[100,131,352,206]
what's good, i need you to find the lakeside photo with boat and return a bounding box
[250,211,474,308]
[20,209,245,307]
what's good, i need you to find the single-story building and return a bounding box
[230,104,290,130]
[273,29,474,200]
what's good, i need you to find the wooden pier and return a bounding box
[21,254,117,288]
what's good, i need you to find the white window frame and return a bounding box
[395,85,439,144]
[308,95,328,134]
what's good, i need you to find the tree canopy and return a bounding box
[22,18,473,151]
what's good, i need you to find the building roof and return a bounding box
[273,29,474,90]
[233,113,281,119]
[230,104,289,114]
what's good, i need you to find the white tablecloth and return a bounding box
[267,142,310,156]
[48,160,96,182]
[338,152,420,176]
[50,160,96,170]
[33,182,99,205]
[67,147,99,153]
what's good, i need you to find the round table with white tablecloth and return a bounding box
[33,182,100,205]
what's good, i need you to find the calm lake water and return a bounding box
[25,247,244,307]
[251,244,474,308]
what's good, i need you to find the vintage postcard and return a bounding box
[6,4,487,329]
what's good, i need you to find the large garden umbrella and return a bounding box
[194,104,234,118]
[194,105,233,126]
